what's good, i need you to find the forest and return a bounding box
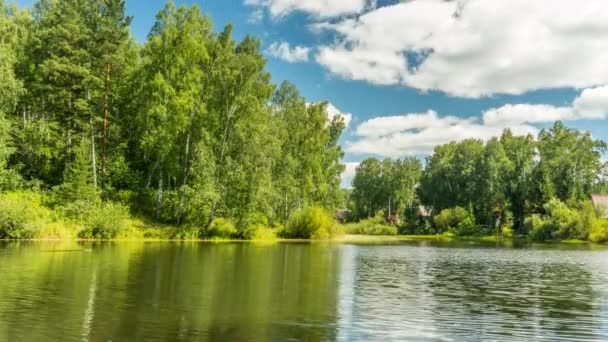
[0,0,346,240]
[349,124,608,242]
[1,0,607,243]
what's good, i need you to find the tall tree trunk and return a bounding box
[204,105,236,232]
[90,115,98,189]
[156,170,163,220]
[177,128,192,226]
[101,63,111,191]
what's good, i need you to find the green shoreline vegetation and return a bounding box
[1,1,608,244]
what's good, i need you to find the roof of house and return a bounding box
[592,194,608,218]
[418,206,432,217]
[334,210,351,220]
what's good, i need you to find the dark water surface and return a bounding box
[1,240,608,341]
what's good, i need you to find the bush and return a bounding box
[56,199,97,223]
[167,226,199,240]
[434,207,477,236]
[345,212,397,235]
[526,199,597,241]
[455,216,477,236]
[589,219,608,243]
[78,202,131,239]
[202,218,239,239]
[0,192,52,239]
[501,225,514,238]
[233,213,271,240]
[279,207,341,239]
[525,214,553,241]
[543,199,586,240]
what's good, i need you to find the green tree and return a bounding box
[500,130,536,232]
[533,121,606,206]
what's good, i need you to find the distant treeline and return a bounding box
[0,1,345,239]
[348,123,608,242]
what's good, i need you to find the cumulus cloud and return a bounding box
[244,0,369,18]
[347,88,608,157]
[482,104,574,126]
[573,85,608,119]
[347,110,537,157]
[266,42,310,63]
[314,0,608,98]
[341,162,360,188]
[325,102,353,127]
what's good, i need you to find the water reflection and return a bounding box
[0,241,608,341]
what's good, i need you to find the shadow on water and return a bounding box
[1,241,608,341]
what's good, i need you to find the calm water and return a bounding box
[1,240,608,341]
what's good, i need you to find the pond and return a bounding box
[1,240,608,341]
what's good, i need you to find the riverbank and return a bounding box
[4,230,606,248]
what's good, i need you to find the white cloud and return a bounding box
[482,104,574,126]
[347,110,537,157]
[341,162,360,188]
[245,0,369,18]
[347,88,608,157]
[573,85,608,119]
[266,42,310,63]
[247,8,264,24]
[325,102,352,127]
[314,0,608,98]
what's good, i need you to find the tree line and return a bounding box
[0,0,345,238]
[349,123,608,241]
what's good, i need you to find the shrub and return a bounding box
[167,226,199,240]
[78,202,130,239]
[233,213,271,240]
[56,199,97,223]
[0,192,52,239]
[455,216,477,236]
[202,218,238,239]
[501,225,514,238]
[589,219,608,243]
[526,199,597,241]
[525,214,553,241]
[543,199,586,240]
[345,212,397,235]
[434,207,477,236]
[279,207,341,239]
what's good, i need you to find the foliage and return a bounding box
[433,207,478,236]
[0,192,52,239]
[78,202,130,239]
[202,218,238,239]
[279,207,341,239]
[589,219,608,243]
[345,211,397,235]
[0,1,605,243]
[525,199,600,241]
[351,157,422,220]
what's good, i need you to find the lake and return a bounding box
[1,240,608,341]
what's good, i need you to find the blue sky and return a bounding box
[15,0,608,187]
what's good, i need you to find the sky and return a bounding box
[15,0,608,187]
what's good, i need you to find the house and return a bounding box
[335,210,351,223]
[592,194,608,219]
[417,206,432,218]
[388,211,400,225]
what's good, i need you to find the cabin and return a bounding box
[334,210,351,223]
[592,194,608,219]
[388,211,400,225]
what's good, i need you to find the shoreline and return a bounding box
[1,234,604,246]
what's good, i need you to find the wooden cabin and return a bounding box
[388,211,400,225]
[592,194,608,219]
